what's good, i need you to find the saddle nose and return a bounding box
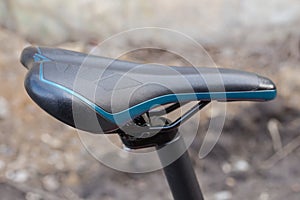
[20,46,37,70]
[258,75,276,91]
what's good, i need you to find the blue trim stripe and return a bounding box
[34,47,52,62]
[37,47,42,54]
[33,53,51,62]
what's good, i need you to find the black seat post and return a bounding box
[157,133,204,200]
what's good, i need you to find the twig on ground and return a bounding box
[259,134,300,170]
[267,119,282,152]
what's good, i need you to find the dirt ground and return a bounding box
[0,28,299,200]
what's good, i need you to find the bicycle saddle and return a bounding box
[20,46,276,134]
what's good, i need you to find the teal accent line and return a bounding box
[33,53,51,62]
[39,63,276,125]
[37,47,42,54]
[33,47,52,62]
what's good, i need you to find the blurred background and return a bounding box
[0,0,300,199]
